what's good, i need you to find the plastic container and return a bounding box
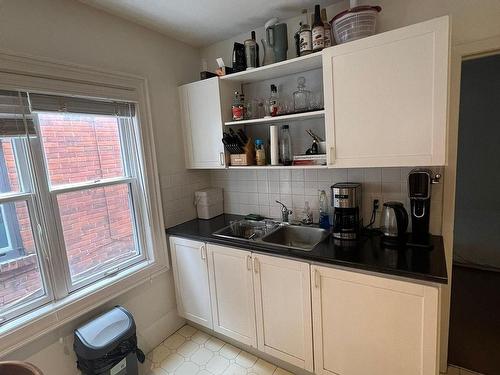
[195,187,223,219]
[331,4,381,44]
[74,306,144,375]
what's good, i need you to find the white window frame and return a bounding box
[34,113,148,292]
[0,51,169,356]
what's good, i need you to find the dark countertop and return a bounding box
[166,214,448,284]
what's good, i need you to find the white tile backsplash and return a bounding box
[210,167,444,234]
[161,169,211,227]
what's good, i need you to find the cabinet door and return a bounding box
[311,265,439,375]
[169,237,212,329]
[206,244,257,347]
[253,254,313,371]
[178,77,225,169]
[323,16,449,168]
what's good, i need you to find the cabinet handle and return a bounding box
[253,257,259,274]
[246,255,252,271]
[329,147,336,165]
[200,245,206,260]
[314,269,321,288]
[219,152,225,166]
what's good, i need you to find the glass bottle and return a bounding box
[321,8,332,48]
[255,139,266,166]
[267,84,279,117]
[279,125,292,166]
[293,76,311,113]
[231,91,243,121]
[299,9,312,56]
[244,31,258,70]
[312,4,325,52]
[319,190,330,229]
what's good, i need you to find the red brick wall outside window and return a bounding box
[0,113,137,309]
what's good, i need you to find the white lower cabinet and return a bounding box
[206,244,257,347]
[169,236,212,329]
[170,237,441,375]
[311,265,440,375]
[253,253,314,371]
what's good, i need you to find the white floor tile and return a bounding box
[191,347,214,365]
[235,351,258,368]
[177,340,200,357]
[177,325,198,338]
[219,343,241,360]
[160,353,185,372]
[147,324,292,375]
[206,354,230,374]
[163,333,186,350]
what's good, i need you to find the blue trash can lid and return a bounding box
[74,306,136,358]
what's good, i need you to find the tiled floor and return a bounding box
[146,324,294,375]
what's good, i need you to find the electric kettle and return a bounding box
[380,201,408,244]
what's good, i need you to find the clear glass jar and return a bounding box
[293,77,311,113]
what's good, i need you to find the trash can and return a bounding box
[74,306,145,375]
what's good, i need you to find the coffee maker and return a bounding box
[331,183,362,240]
[407,169,440,247]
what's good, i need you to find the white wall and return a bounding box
[200,0,500,71]
[0,0,207,372]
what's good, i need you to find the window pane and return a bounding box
[0,137,21,194]
[57,184,139,283]
[0,201,45,312]
[38,113,125,186]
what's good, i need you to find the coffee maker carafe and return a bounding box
[408,169,438,246]
[331,183,362,240]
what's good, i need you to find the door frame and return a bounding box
[440,34,500,373]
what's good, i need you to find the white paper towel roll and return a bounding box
[270,125,279,165]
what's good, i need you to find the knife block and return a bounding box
[229,138,255,166]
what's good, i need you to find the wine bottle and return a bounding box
[312,4,324,52]
[299,9,312,56]
[321,8,332,48]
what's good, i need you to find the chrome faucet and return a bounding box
[276,200,292,223]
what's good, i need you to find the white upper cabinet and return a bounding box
[323,16,450,168]
[206,244,257,347]
[253,254,313,371]
[311,265,440,375]
[169,237,213,329]
[178,77,226,169]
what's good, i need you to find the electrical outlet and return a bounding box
[370,194,383,213]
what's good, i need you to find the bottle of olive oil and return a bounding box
[312,4,325,52]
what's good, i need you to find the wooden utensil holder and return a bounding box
[230,138,255,166]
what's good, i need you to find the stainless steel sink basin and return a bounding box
[260,225,330,251]
[213,219,279,241]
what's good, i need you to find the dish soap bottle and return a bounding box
[319,190,330,229]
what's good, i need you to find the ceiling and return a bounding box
[78,0,343,47]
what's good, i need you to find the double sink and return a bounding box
[212,219,330,251]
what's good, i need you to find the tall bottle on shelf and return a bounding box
[312,4,325,52]
[321,8,332,48]
[279,125,292,166]
[267,84,279,117]
[244,31,258,70]
[299,9,312,56]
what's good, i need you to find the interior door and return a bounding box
[207,244,257,347]
[311,265,439,375]
[253,254,313,371]
[323,16,449,168]
[179,77,225,169]
[169,236,213,329]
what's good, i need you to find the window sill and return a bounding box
[0,259,167,357]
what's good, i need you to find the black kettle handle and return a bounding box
[394,204,409,236]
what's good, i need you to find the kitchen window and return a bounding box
[0,89,157,324]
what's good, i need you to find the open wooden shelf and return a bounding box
[227,165,327,170]
[225,110,325,126]
[220,52,323,83]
